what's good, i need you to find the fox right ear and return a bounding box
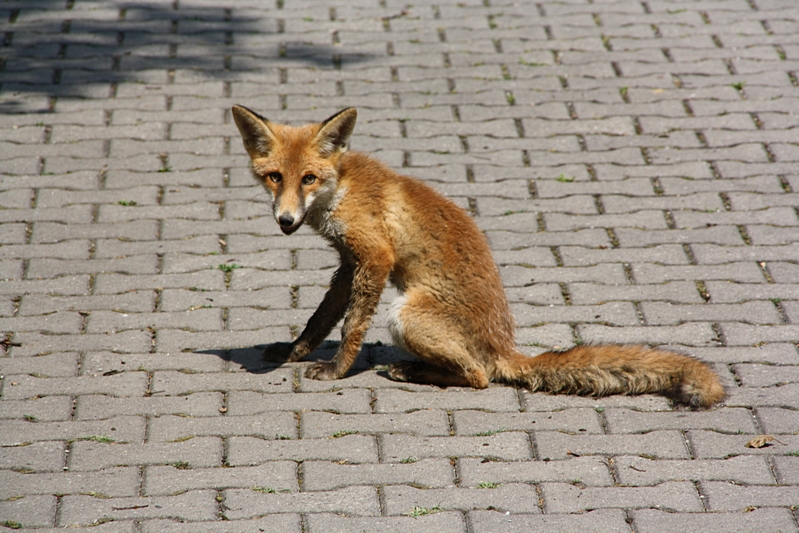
[231,105,276,158]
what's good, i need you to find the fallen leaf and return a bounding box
[744,435,785,448]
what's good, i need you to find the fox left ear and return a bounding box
[315,108,357,157]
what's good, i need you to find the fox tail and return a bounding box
[498,344,725,408]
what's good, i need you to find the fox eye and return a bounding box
[302,174,317,185]
[267,172,282,183]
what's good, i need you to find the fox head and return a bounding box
[231,105,357,235]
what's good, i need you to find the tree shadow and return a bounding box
[0,1,375,113]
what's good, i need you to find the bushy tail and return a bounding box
[499,344,725,408]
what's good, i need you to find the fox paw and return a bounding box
[387,361,415,382]
[305,362,341,381]
[263,342,302,363]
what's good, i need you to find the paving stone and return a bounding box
[470,509,630,533]
[144,461,298,496]
[0,396,74,422]
[69,436,223,471]
[81,351,225,375]
[757,407,799,434]
[703,482,799,511]
[148,413,298,442]
[0,441,65,473]
[0,353,79,378]
[0,495,57,528]
[541,481,703,513]
[383,483,540,516]
[374,387,521,413]
[0,416,145,446]
[222,486,380,519]
[2,372,148,401]
[614,455,775,486]
[228,434,378,465]
[451,408,603,436]
[535,430,690,460]
[458,456,613,487]
[152,368,295,395]
[0,466,140,499]
[688,430,799,459]
[380,431,533,462]
[304,512,466,533]
[228,389,372,415]
[300,410,451,438]
[74,392,224,420]
[58,491,219,527]
[603,407,757,434]
[633,507,798,533]
[302,457,454,490]
[141,517,302,533]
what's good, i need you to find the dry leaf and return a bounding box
[744,435,785,448]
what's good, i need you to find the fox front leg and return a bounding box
[305,256,391,380]
[263,261,354,364]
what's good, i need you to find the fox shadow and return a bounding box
[196,341,414,378]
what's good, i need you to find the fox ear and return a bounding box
[232,105,277,158]
[315,108,357,157]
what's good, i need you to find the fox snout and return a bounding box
[276,210,303,234]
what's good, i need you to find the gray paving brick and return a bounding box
[302,457,454,490]
[228,434,378,465]
[758,407,799,434]
[2,372,148,401]
[142,517,302,533]
[733,363,799,387]
[0,416,145,446]
[704,482,799,511]
[374,387,520,413]
[536,430,690,460]
[0,495,57,528]
[300,410,449,438]
[773,455,799,485]
[305,512,466,533]
[144,461,298,496]
[69,436,223,471]
[470,509,630,533]
[223,486,380,519]
[148,413,298,442]
[541,481,703,513]
[151,367,295,396]
[614,455,775,486]
[75,392,224,420]
[604,407,756,434]
[384,483,540,515]
[228,389,372,415]
[569,281,705,305]
[81,351,225,375]
[58,491,219,527]
[452,408,603,436]
[0,396,74,423]
[578,323,717,346]
[0,441,65,473]
[633,507,798,533]
[0,352,79,378]
[0,466,140,499]
[458,456,613,487]
[688,430,799,459]
[381,431,533,462]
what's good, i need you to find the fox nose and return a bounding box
[278,213,295,228]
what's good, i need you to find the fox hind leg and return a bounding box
[386,291,489,389]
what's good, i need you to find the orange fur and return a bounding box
[232,105,726,408]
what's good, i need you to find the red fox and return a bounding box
[232,105,725,408]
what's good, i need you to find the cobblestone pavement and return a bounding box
[1,0,799,530]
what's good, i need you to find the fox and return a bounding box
[231,105,726,408]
